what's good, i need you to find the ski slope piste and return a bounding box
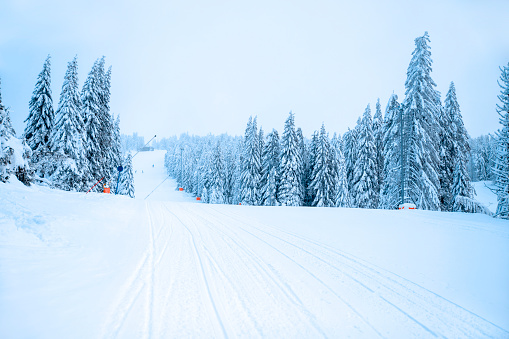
[1,150,508,338]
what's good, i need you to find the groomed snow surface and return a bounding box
[1,150,508,338]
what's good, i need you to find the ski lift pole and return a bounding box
[132,135,157,159]
[86,176,105,194]
[115,165,124,195]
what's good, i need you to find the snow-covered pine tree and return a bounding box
[260,129,280,206]
[444,82,476,212]
[24,55,55,177]
[223,140,240,204]
[278,111,302,206]
[309,123,335,207]
[195,143,211,202]
[0,78,32,185]
[240,116,261,205]
[231,139,243,205]
[306,131,319,206]
[256,127,265,205]
[0,78,15,138]
[331,133,350,207]
[438,82,457,210]
[470,134,497,181]
[81,59,103,189]
[379,94,403,209]
[401,32,441,210]
[49,56,86,191]
[119,153,135,198]
[207,141,226,204]
[112,114,122,170]
[494,63,509,219]
[343,120,360,205]
[373,98,384,197]
[351,105,378,208]
[98,62,115,182]
[296,127,308,205]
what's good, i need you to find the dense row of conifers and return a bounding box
[164,33,508,216]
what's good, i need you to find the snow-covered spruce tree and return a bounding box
[257,127,265,205]
[309,124,335,207]
[81,59,103,189]
[332,133,351,207]
[373,98,384,197]
[24,55,55,178]
[223,140,240,204]
[207,141,226,204]
[119,153,135,198]
[194,143,212,202]
[231,140,243,205]
[444,81,478,212]
[82,58,113,190]
[98,63,115,182]
[296,127,308,205]
[470,134,497,181]
[494,63,509,219]
[306,131,319,206]
[240,116,261,205]
[278,111,302,206]
[379,94,404,209]
[49,56,86,191]
[343,120,360,205]
[401,32,441,210]
[351,105,378,208]
[112,114,122,170]
[260,129,280,206]
[438,82,470,211]
[0,79,32,185]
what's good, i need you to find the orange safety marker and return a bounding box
[179,187,184,191]
[103,183,111,194]
[196,197,201,201]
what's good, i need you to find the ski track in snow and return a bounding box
[201,205,508,338]
[99,200,508,338]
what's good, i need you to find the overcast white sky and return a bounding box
[1,0,508,140]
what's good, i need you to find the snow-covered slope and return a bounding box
[131,150,195,202]
[1,151,508,338]
[472,181,498,213]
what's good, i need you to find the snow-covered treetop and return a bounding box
[25,54,55,152]
[404,32,441,111]
[497,62,509,114]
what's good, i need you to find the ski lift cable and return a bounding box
[144,174,171,200]
[132,135,157,159]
